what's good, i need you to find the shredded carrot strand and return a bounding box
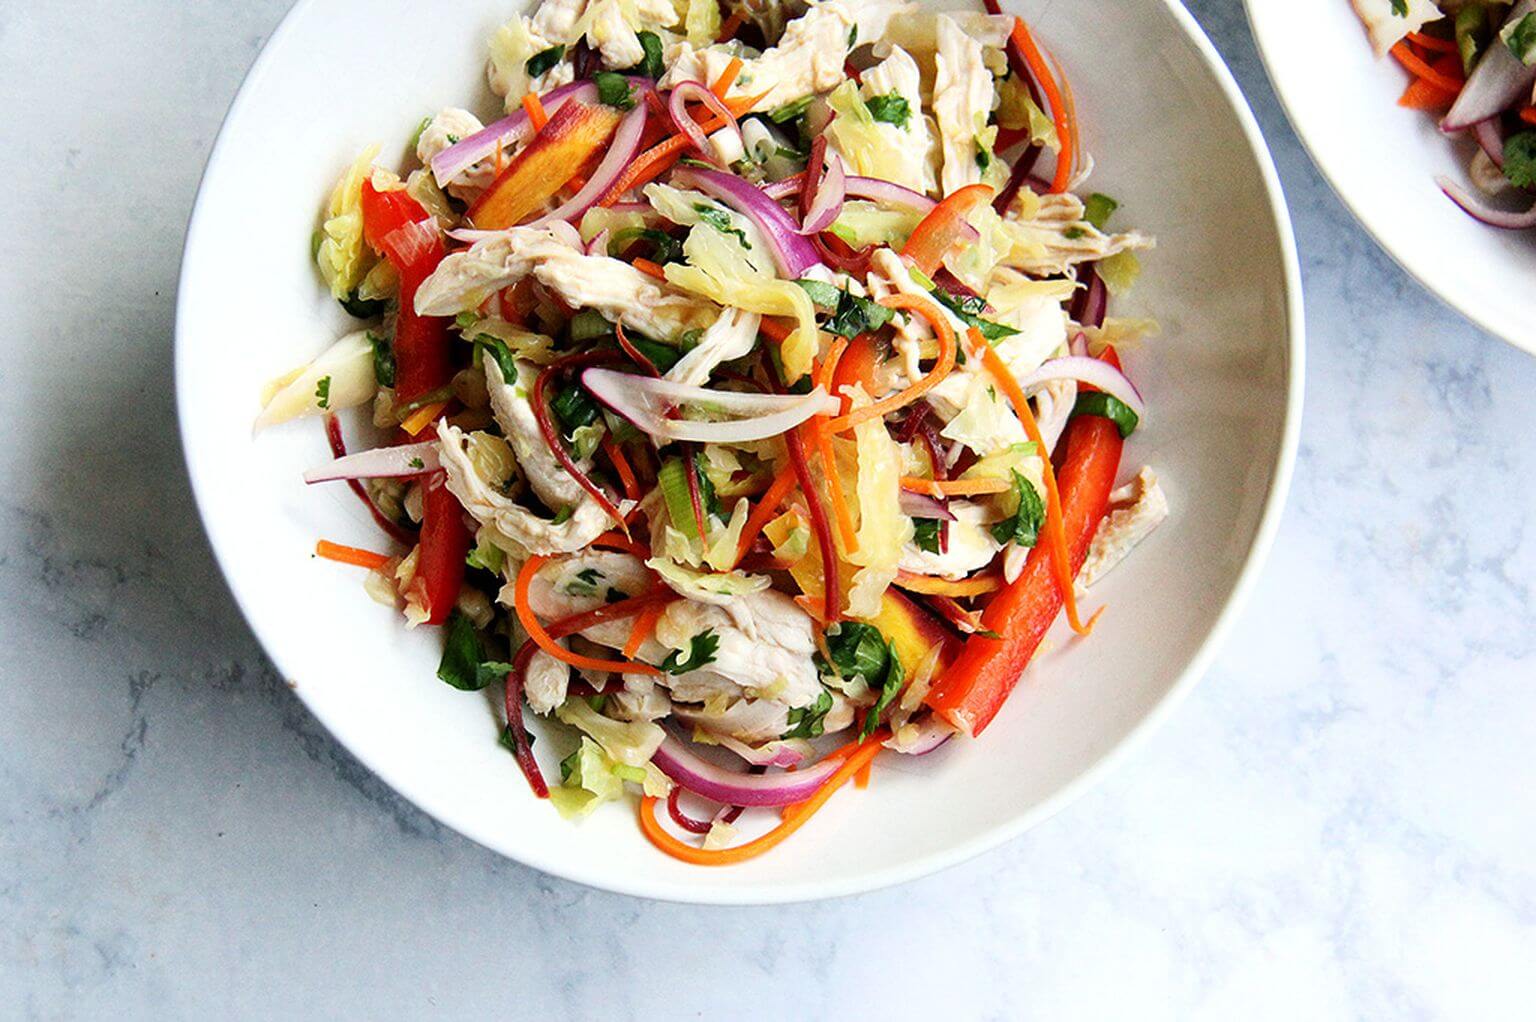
[1390,41,1465,94]
[899,476,1012,497]
[758,317,792,344]
[638,732,886,865]
[602,437,642,503]
[514,555,662,674]
[815,421,859,554]
[633,257,668,280]
[522,93,549,131]
[1406,31,1459,54]
[623,598,669,658]
[494,137,506,177]
[711,56,744,99]
[1522,107,1536,126]
[600,90,769,204]
[733,461,799,566]
[400,401,448,436]
[979,339,1098,636]
[823,295,956,434]
[1012,18,1073,193]
[314,540,393,571]
[854,761,873,789]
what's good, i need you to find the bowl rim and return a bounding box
[175,0,1305,904]
[1244,0,1533,355]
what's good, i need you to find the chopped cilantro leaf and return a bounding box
[989,470,1045,547]
[594,71,636,110]
[368,331,396,388]
[865,93,911,128]
[314,376,332,410]
[525,44,566,78]
[783,690,834,739]
[912,518,943,554]
[930,289,1019,343]
[1503,131,1536,189]
[694,204,750,247]
[661,630,720,674]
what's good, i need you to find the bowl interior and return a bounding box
[1249,0,1536,353]
[178,0,1300,902]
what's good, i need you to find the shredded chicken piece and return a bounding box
[664,308,762,386]
[1002,192,1155,278]
[932,15,993,195]
[898,501,1001,580]
[414,108,494,202]
[416,226,717,341]
[1078,467,1169,588]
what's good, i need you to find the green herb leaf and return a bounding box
[565,567,605,598]
[661,630,720,674]
[912,518,943,554]
[793,278,843,309]
[1063,226,1087,240]
[475,659,517,691]
[525,44,567,78]
[594,71,637,110]
[783,690,834,739]
[476,337,520,384]
[1072,391,1140,438]
[694,203,750,247]
[848,24,858,48]
[975,145,993,173]
[315,375,332,410]
[455,311,483,330]
[623,31,665,79]
[609,226,685,263]
[989,470,1045,547]
[862,642,904,738]
[1507,12,1536,63]
[1083,193,1119,230]
[438,611,492,691]
[569,309,614,344]
[1390,0,1407,16]
[768,96,814,124]
[864,93,911,128]
[1504,131,1536,189]
[339,290,387,319]
[930,289,1019,342]
[822,622,891,682]
[410,115,433,150]
[368,331,396,388]
[550,506,574,525]
[625,332,685,372]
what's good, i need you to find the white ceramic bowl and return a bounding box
[1248,0,1536,354]
[178,0,1302,903]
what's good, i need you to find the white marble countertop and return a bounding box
[4,0,1535,1017]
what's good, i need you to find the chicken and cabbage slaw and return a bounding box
[260,0,1169,864]
[1355,0,1536,227]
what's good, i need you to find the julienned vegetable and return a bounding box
[277,0,1168,868]
[1359,0,1536,229]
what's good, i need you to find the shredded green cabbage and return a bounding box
[316,145,381,301]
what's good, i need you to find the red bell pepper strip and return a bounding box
[900,183,993,277]
[413,469,472,626]
[360,182,467,624]
[360,180,452,405]
[924,412,1123,737]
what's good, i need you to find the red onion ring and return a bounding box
[1443,0,1536,132]
[430,82,593,186]
[1438,174,1536,229]
[585,228,611,257]
[670,167,824,277]
[1473,117,1506,169]
[1017,355,1145,414]
[582,367,838,443]
[898,489,956,520]
[650,734,841,806]
[800,153,847,235]
[320,415,418,546]
[666,786,715,833]
[304,440,441,483]
[667,81,745,167]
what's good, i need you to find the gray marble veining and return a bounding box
[3,1,1535,1017]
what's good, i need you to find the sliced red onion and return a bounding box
[530,103,647,227]
[670,167,823,277]
[1069,331,1089,357]
[799,153,846,235]
[1473,117,1506,169]
[762,177,802,201]
[898,490,956,521]
[1437,174,1536,228]
[1016,356,1145,415]
[430,82,593,186]
[304,441,441,483]
[650,735,840,806]
[1443,0,1536,131]
[586,228,611,257]
[668,81,744,167]
[582,367,838,443]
